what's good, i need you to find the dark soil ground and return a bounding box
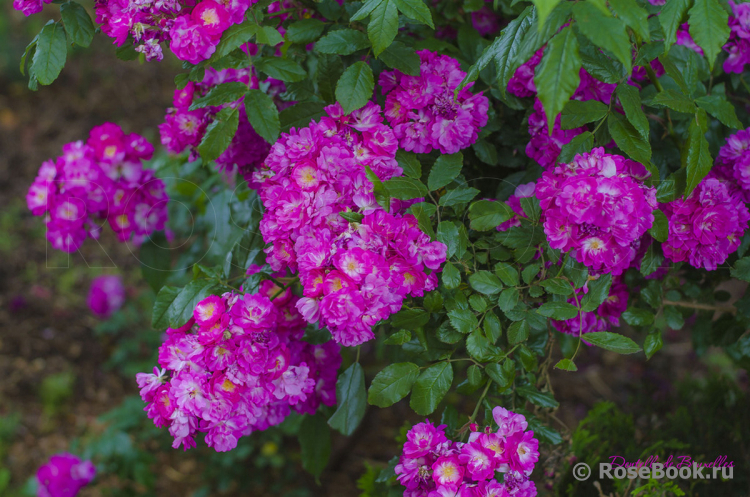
[1,5,748,497]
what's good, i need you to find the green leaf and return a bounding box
[485,361,514,388]
[498,287,520,313]
[437,221,460,258]
[495,262,520,287]
[384,176,429,200]
[578,34,625,84]
[168,280,218,328]
[507,320,530,344]
[469,271,503,296]
[616,84,649,139]
[622,308,655,326]
[316,29,371,55]
[558,131,594,164]
[317,54,344,104]
[368,363,420,407]
[573,2,632,71]
[244,90,280,144]
[608,0,650,41]
[651,89,696,114]
[688,0,730,70]
[443,262,461,289]
[394,0,435,28]
[466,330,498,361]
[554,358,578,371]
[584,331,642,354]
[484,312,502,343]
[384,329,412,345]
[152,286,180,330]
[299,414,331,480]
[352,0,383,21]
[516,386,559,409]
[140,231,171,293]
[695,95,743,129]
[540,278,574,295]
[660,0,692,50]
[731,257,750,281]
[467,365,484,386]
[213,22,256,60]
[279,102,326,132]
[684,117,712,196]
[397,150,422,178]
[190,82,248,110]
[448,309,479,334]
[648,209,669,242]
[255,57,307,82]
[469,200,514,231]
[336,62,375,113]
[581,273,612,312]
[608,112,652,165]
[439,187,480,207]
[32,22,68,86]
[532,0,562,31]
[428,153,463,191]
[410,362,453,416]
[60,2,95,48]
[644,330,663,359]
[391,308,430,328]
[379,41,421,75]
[197,106,240,161]
[328,363,366,436]
[286,19,326,44]
[534,26,582,132]
[560,99,608,129]
[255,25,284,46]
[341,211,364,223]
[369,0,398,56]
[536,302,579,320]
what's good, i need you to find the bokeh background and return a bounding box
[1,3,749,496]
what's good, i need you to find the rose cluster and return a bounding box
[36,453,96,497]
[92,0,257,62]
[508,50,615,169]
[536,148,657,276]
[26,123,168,253]
[160,68,281,182]
[137,282,340,452]
[551,277,629,337]
[717,127,750,196]
[87,275,126,318]
[395,407,540,497]
[13,0,52,16]
[662,168,749,271]
[255,102,446,346]
[380,50,489,155]
[724,1,750,73]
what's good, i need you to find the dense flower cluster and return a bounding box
[255,102,446,346]
[160,68,280,181]
[717,127,750,196]
[536,148,657,276]
[380,50,489,155]
[137,282,341,451]
[551,277,629,337]
[87,275,126,318]
[92,0,257,62]
[395,407,540,497]
[36,453,96,497]
[13,0,52,16]
[662,168,749,271]
[724,1,750,73]
[507,50,614,169]
[26,123,168,253]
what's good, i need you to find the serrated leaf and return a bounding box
[428,153,463,190]
[485,362,514,388]
[391,308,430,328]
[622,308,655,326]
[168,280,218,328]
[379,41,421,75]
[495,262,520,287]
[648,209,669,242]
[608,0,650,41]
[469,271,503,295]
[684,118,712,196]
[396,150,422,178]
[197,107,239,161]
[516,386,559,408]
[617,83,649,138]
[573,2,632,71]
[213,22,256,60]
[558,131,594,164]
[152,286,180,330]
[317,54,344,104]
[384,329,412,345]
[368,363,420,407]
[651,89,696,113]
[410,362,453,416]
[448,309,479,333]
[316,29,371,55]
[437,222,460,258]
[443,262,461,289]
[384,176,428,200]
[581,273,612,312]
[532,0,562,31]
[584,331,642,354]
[439,187,480,207]
[554,358,578,371]
[644,330,663,359]
[336,62,374,114]
[469,200,514,231]
[328,363,366,436]
[279,102,326,132]
[540,278,574,295]
[352,0,383,21]
[32,22,67,86]
[608,112,651,165]
[369,0,398,56]
[255,57,307,82]
[660,0,692,50]
[507,320,530,344]
[244,89,280,144]
[537,301,579,319]
[688,0,730,70]
[255,25,284,46]
[695,95,743,129]
[731,257,750,281]
[190,82,248,110]
[394,0,435,28]
[61,2,95,48]
[286,19,326,44]
[560,99,608,129]
[534,26,582,132]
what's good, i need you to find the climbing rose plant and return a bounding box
[16,0,750,493]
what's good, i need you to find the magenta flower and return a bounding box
[87,275,126,318]
[36,453,95,497]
